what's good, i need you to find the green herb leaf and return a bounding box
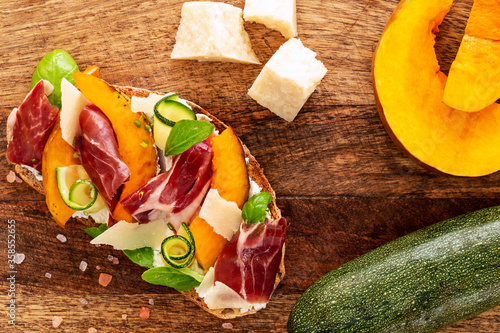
[141,266,204,291]
[30,49,79,109]
[83,223,108,238]
[164,120,214,156]
[242,192,272,224]
[123,247,155,268]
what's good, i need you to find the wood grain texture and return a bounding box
[0,0,499,332]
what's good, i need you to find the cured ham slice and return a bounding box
[78,104,130,206]
[7,80,59,172]
[121,140,213,230]
[214,217,287,304]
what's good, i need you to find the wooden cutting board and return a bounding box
[0,0,498,331]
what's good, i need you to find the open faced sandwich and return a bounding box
[6,50,287,319]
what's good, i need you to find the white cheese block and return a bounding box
[171,2,260,64]
[199,189,242,241]
[248,38,327,122]
[43,80,54,96]
[60,78,90,145]
[130,92,165,122]
[244,0,297,39]
[91,220,173,250]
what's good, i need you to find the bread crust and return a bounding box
[6,84,286,319]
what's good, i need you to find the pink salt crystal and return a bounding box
[79,297,88,305]
[139,307,150,320]
[96,265,101,270]
[15,176,23,183]
[56,234,67,243]
[52,316,63,328]
[121,314,127,320]
[112,257,119,265]
[222,323,234,329]
[6,171,16,183]
[98,273,112,287]
[88,328,97,333]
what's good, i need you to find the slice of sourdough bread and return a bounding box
[6,84,286,319]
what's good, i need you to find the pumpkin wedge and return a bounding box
[42,119,78,227]
[372,0,500,177]
[443,0,500,112]
[73,72,157,222]
[190,127,250,271]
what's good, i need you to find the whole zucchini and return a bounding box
[288,206,500,333]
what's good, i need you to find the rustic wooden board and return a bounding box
[0,0,499,332]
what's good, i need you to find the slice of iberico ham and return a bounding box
[7,80,59,172]
[77,104,130,206]
[121,139,213,230]
[213,217,288,304]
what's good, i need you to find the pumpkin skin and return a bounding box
[443,0,500,112]
[372,0,500,177]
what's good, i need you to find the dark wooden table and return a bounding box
[0,0,498,331]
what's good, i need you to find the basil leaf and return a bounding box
[141,266,204,292]
[123,247,155,268]
[31,49,79,109]
[164,120,214,156]
[242,192,272,224]
[83,223,108,238]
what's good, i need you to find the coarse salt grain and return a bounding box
[222,322,233,329]
[52,316,63,328]
[14,253,25,264]
[112,257,119,265]
[79,297,88,305]
[139,307,150,320]
[121,314,127,320]
[6,171,16,183]
[79,261,88,272]
[148,298,154,306]
[56,234,67,243]
[98,273,112,287]
[88,328,97,333]
[45,273,52,279]
[107,255,114,261]
[96,265,101,270]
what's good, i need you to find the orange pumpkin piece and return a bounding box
[372,0,500,176]
[72,71,157,222]
[443,0,500,112]
[211,127,249,209]
[42,119,79,227]
[189,216,228,270]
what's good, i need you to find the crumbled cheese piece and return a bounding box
[98,273,113,287]
[43,80,54,96]
[79,261,88,272]
[91,220,172,251]
[248,38,327,122]
[131,92,176,122]
[244,0,297,39]
[60,78,90,145]
[14,253,25,264]
[171,2,260,64]
[248,179,262,198]
[199,189,242,240]
[52,316,63,328]
[56,234,67,243]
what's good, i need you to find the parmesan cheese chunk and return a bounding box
[60,78,90,145]
[91,220,173,250]
[171,2,260,64]
[199,189,242,241]
[244,0,297,39]
[248,38,327,122]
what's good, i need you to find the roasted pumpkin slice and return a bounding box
[372,0,500,177]
[73,72,157,222]
[443,0,500,112]
[42,118,79,227]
